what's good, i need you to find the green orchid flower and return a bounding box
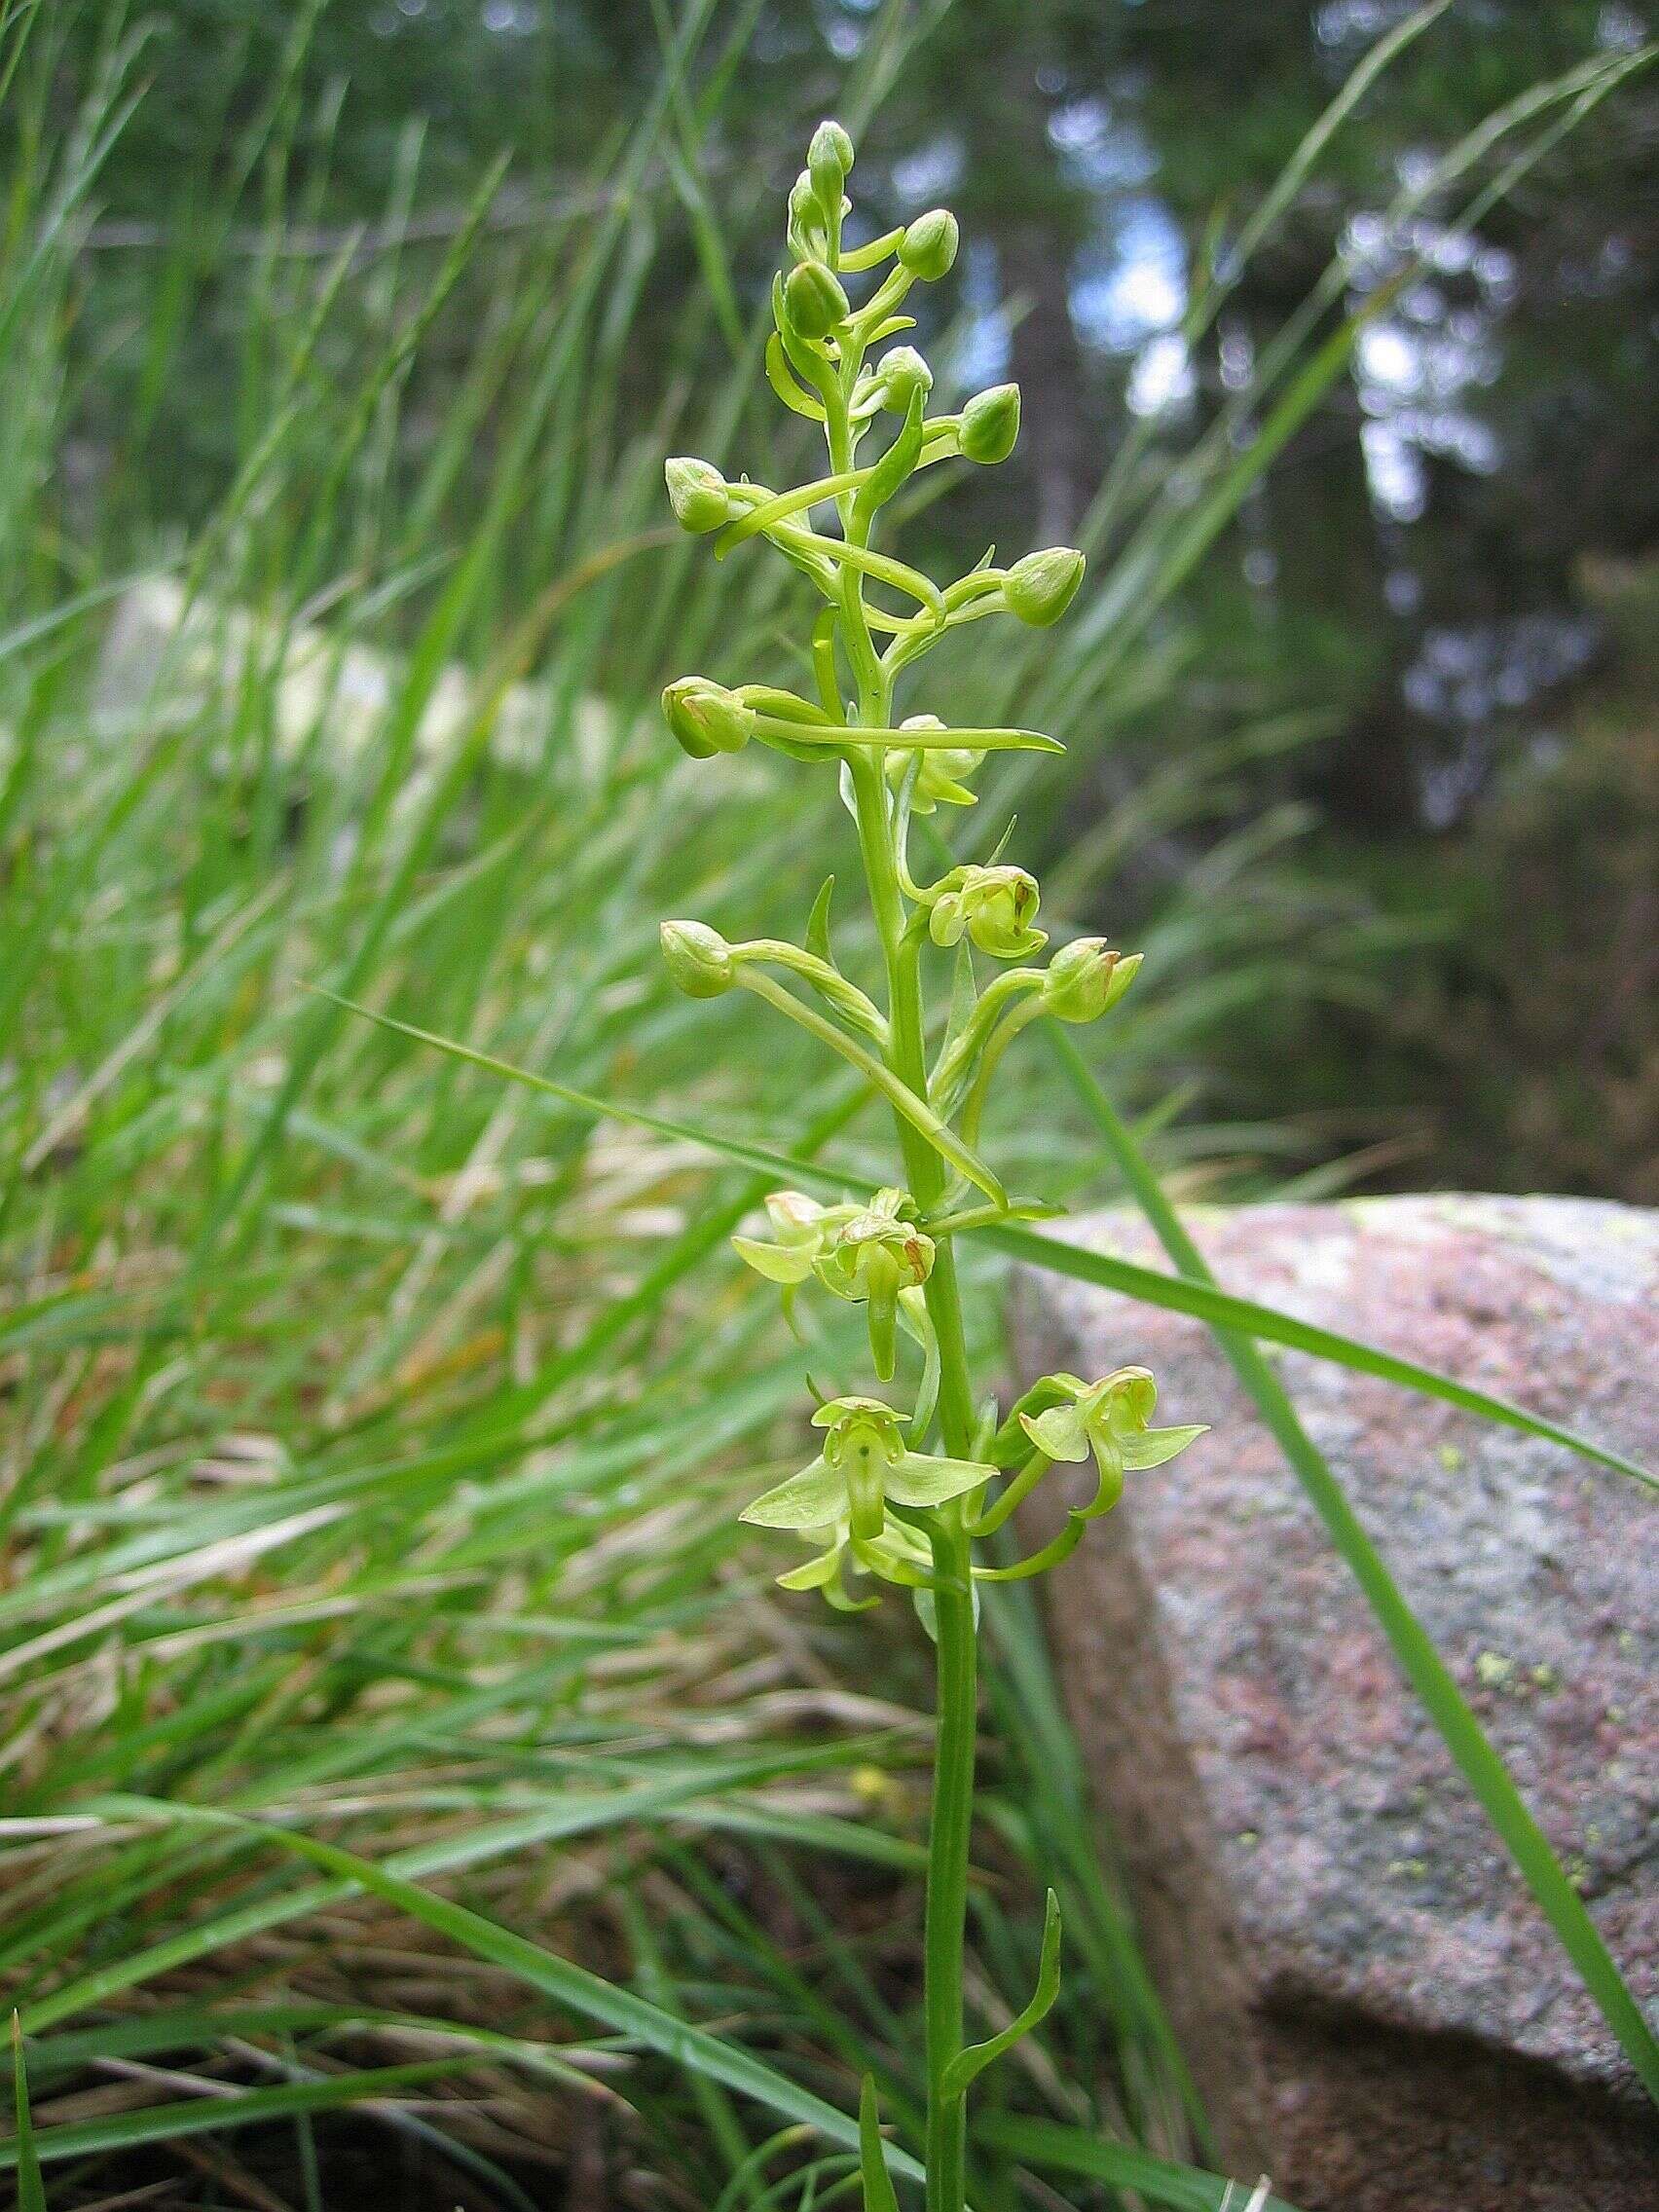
[1018,1367,1206,1518]
[811,1187,934,1380]
[733,1188,934,1380]
[926,864,1047,960]
[731,1189,851,1284]
[887,719,983,812]
[742,1395,994,1544]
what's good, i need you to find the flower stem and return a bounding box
[848,745,978,2212]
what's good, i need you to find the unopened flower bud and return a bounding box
[665,456,731,534]
[789,169,824,237]
[660,919,736,998]
[661,676,755,759]
[808,119,855,207]
[1004,546,1086,627]
[877,346,933,410]
[784,257,849,341]
[899,207,959,280]
[958,382,1020,464]
[1041,938,1138,1022]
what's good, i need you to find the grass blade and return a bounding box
[975,2113,1299,2212]
[1,2061,463,2170]
[315,988,873,1198]
[981,1109,1653,1494]
[91,1799,930,2196]
[1040,1024,1659,2108]
[9,2015,45,2210]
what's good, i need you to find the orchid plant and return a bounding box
[659,121,1203,2212]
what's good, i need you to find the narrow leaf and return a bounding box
[1043,1025,1659,2107]
[858,2077,901,2212]
[88,1802,928,2192]
[805,875,837,967]
[976,2112,1303,2212]
[1,2061,464,2170]
[941,1888,1062,2098]
[9,2017,44,2210]
[983,1186,1653,1495]
[312,989,869,1204]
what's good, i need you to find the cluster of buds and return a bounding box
[656,119,1204,1619]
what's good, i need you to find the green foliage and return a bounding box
[1,7,1653,2209]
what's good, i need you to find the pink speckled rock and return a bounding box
[1009,1196,1659,2211]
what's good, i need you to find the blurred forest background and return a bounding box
[32,0,1659,1200]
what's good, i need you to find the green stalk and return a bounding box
[828,291,980,2195]
[845,676,977,2212]
[852,755,978,2212]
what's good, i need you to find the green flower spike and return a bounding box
[813,1186,935,1381]
[1019,1367,1207,1518]
[927,864,1047,960]
[887,719,982,812]
[743,1395,994,1544]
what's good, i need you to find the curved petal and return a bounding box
[764,1190,837,1243]
[777,1544,842,1590]
[929,896,967,947]
[885,1450,998,1508]
[732,1235,816,1284]
[1079,1444,1124,1520]
[1019,1402,1090,1463]
[824,1577,880,1613]
[740,1456,846,1529]
[1097,1367,1158,1432]
[1120,1421,1207,1470]
[811,1251,863,1304]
